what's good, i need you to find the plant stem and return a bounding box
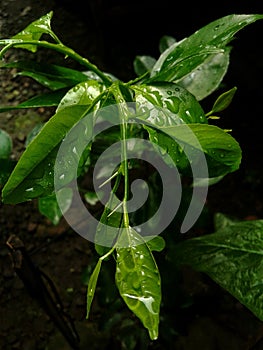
[111,82,130,228]
[0,40,112,86]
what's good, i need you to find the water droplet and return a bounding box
[167,90,172,95]
[25,187,34,192]
[220,153,225,158]
[59,174,65,180]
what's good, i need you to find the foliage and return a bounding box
[1,11,263,342]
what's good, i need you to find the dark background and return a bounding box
[1,1,263,349]
[1,0,263,160]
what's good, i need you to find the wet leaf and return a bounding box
[174,213,263,321]
[115,227,161,340]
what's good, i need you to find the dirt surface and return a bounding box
[1,1,263,349]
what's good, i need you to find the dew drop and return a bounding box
[25,187,34,192]
[167,90,172,95]
[59,174,65,180]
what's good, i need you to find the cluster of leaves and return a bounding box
[1,12,263,341]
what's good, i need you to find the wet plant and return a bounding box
[1,12,263,345]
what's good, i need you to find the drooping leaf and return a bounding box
[1,60,88,90]
[0,89,68,113]
[115,227,161,340]
[174,213,263,321]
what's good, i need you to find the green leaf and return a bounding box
[159,35,176,53]
[177,49,230,101]
[0,159,16,187]
[0,129,12,159]
[1,60,88,90]
[38,187,73,225]
[115,227,161,340]
[1,106,89,203]
[144,236,166,252]
[149,14,263,97]
[11,11,59,52]
[133,56,156,76]
[57,80,104,111]
[143,123,241,177]
[2,79,104,204]
[174,213,263,321]
[0,89,68,113]
[209,86,237,114]
[86,258,103,318]
[133,83,207,125]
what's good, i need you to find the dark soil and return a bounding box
[1,1,263,349]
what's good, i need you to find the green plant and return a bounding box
[1,12,263,342]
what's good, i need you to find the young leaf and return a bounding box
[208,86,237,115]
[115,227,161,340]
[11,11,60,52]
[86,258,103,318]
[174,213,263,321]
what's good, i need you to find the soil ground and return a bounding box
[1,1,263,349]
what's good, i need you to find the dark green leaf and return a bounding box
[0,89,68,113]
[209,86,237,114]
[38,188,73,225]
[174,213,263,321]
[0,129,12,159]
[86,258,103,318]
[0,159,16,187]
[2,61,88,90]
[116,227,161,340]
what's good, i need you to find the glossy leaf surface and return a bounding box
[11,11,58,52]
[116,227,161,340]
[174,213,263,321]
[149,14,263,99]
